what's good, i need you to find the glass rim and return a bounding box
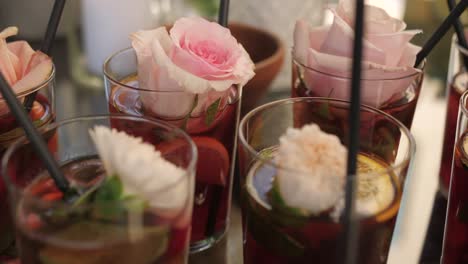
[103,47,186,93]
[460,90,468,117]
[1,114,198,203]
[292,50,425,81]
[456,41,468,57]
[0,65,56,103]
[238,97,416,178]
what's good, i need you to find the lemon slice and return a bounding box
[355,155,396,218]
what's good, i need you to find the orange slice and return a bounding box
[29,101,45,121]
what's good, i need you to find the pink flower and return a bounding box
[0,27,53,114]
[130,17,255,119]
[293,0,422,108]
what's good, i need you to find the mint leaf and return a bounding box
[181,95,199,131]
[268,178,310,227]
[205,98,221,126]
[90,176,148,221]
[258,147,276,160]
[94,176,123,201]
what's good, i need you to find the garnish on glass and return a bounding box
[0,27,53,130]
[253,124,395,226]
[30,126,189,227]
[130,16,255,132]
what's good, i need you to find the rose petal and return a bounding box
[320,9,386,65]
[304,47,420,107]
[12,56,53,95]
[336,0,407,34]
[131,18,254,120]
[398,43,422,67]
[367,30,421,66]
[293,20,311,64]
[170,17,243,80]
[7,41,35,77]
[0,27,20,85]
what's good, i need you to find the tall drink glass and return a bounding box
[104,48,240,252]
[238,97,415,263]
[291,58,424,129]
[1,115,197,264]
[0,67,55,258]
[442,90,468,263]
[439,35,468,196]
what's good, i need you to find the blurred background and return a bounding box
[0,1,463,263]
[0,0,462,95]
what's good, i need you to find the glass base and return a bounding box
[189,229,227,254]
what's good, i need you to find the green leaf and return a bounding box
[258,147,276,160]
[269,178,310,221]
[95,176,123,202]
[181,95,199,131]
[205,98,221,126]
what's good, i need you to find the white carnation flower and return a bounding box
[89,126,189,216]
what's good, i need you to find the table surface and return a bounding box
[52,39,445,264]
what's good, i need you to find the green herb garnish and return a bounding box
[205,98,221,126]
[269,178,310,221]
[181,95,199,131]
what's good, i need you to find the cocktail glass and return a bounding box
[238,97,416,264]
[0,66,55,258]
[439,34,468,196]
[442,90,468,263]
[1,115,196,264]
[291,57,424,129]
[103,48,240,252]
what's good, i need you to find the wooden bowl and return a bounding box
[229,23,285,115]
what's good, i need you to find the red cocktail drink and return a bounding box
[0,70,55,259]
[1,116,196,264]
[104,48,241,252]
[238,97,415,264]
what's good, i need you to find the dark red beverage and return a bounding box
[291,71,421,130]
[0,94,54,259]
[439,73,468,196]
[242,152,401,264]
[442,131,468,264]
[107,76,238,251]
[13,158,189,264]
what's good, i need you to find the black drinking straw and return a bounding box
[218,0,230,27]
[23,0,67,112]
[340,0,365,263]
[448,0,468,69]
[204,0,231,238]
[0,73,69,192]
[415,0,468,67]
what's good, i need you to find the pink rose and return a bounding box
[130,17,255,120]
[293,0,422,108]
[0,27,53,115]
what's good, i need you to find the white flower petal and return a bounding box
[89,126,189,217]
[276,124,347,214]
